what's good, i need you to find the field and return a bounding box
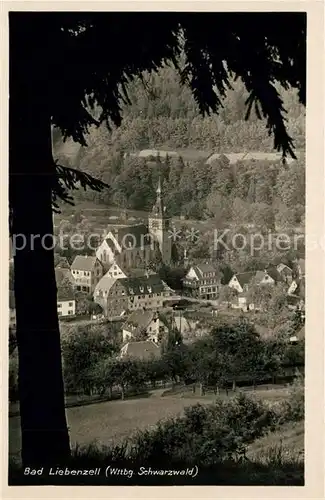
[9,385,291,461]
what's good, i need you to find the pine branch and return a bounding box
[52,161,109,213]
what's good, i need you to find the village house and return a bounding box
[94,273,174,319]
[182,263,221,300]
[57,296,76,318]
[227,269,276,294]
[71,255,104,294]
[95,179,172,270]
[226,268,282,311]
[104,261,128,279]
[122,310,170,343]
[119,340,161,361]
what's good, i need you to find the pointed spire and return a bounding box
[151,176,164,217]
[156,176,162,195]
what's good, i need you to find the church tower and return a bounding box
[148,177,172,265]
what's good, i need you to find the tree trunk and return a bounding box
[232,380,236,392]
[10,75,70,465]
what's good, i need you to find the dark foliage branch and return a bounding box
[15,12,305,205]
[52,162,109,212]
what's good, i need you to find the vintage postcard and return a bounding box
[1,1,324,498]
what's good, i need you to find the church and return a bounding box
[95,179,172,271]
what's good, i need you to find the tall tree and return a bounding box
[9,12,306,466]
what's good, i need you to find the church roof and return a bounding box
[105,224,151,250]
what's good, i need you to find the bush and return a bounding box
[276,374,304,424]
[129,392,277,466]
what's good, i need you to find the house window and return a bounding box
[57,303,62,308]
[138,296,141,299]
[68,310,72,315]
[82,286,88,292]
[77,286,81,291]
[69,302,73,306]
[103,250,107,262]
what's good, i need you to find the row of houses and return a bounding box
[182,259,305,308]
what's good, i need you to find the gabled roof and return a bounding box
[230,271,255,287]
[71,255,99,271]
[94,276,117,295]
[104,224,151,251]
[194,263,219,276]
[124,310,155,331]
[124,310,169,334]
[266,265,282,283]
[120,340,160,360]
[187,263,220,281]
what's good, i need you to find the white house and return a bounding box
[104,262,127,279]
[71,255,104,294]
[228,270,275,294]
[183,263,221,299]
[57,298,76,317]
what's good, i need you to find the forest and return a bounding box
[53,64,305,228]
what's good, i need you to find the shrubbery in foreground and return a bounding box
[9,386,304,485]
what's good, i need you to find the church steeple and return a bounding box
[152,176,164,217]
[148,176,171,265]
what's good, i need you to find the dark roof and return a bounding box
[105,224,150,250]
[124,310,155,332]
[120,340,161,360]
[266,265,283,282]
[232,271,255,287]
[9,291,15,310]
[119,274,168,296]
[127,268,152,278]
[57,293,75,302]
[71,255,99,271]
[124,310,169,333]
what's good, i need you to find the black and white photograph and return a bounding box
[5,6,320,489]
